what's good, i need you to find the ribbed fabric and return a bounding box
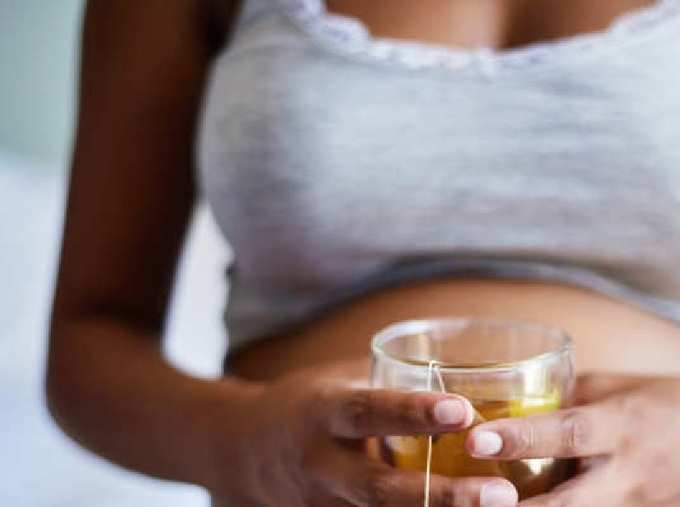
[198,0,680,351]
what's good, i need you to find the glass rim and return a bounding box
[371,317,573,374]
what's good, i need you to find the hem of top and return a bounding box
[222,259,680,362]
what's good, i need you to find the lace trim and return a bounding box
[275,0,680,72]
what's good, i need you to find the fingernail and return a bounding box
[471,430,504,456]
[480,482,518,507]
[433,399,467,425]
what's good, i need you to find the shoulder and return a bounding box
[83,0,242,56]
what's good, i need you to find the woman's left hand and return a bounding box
[465,374,680,506]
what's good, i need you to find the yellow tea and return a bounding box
[381,390,568,499]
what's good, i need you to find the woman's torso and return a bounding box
[229,278,680,380]
[200,0,680,381]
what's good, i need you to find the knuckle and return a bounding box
[304,386,333,431]
[396,395,432,427]
[508,420,536,457]
[343,390,375,434]
[559,410,591,456]
[613,395,647,451]
[615,395,646,436]
[618,393,645,418]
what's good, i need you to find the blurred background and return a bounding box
[1,2,231,505]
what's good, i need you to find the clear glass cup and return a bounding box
[371,317,575,499]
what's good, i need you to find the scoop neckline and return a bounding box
[274,0,680,73]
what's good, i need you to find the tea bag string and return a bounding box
[424,361,447,507]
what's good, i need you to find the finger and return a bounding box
[466,402,621,460]
[312,444,518,507]
[518,465,622,507]
[317,358,372,387]
[389,474,518,507]
[321,388,475,438]
[575,373,656,404]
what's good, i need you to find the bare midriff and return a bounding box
[230,278,680,380]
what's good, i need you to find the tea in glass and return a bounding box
[371,318,574,499]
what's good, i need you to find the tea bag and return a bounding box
[423,362,505,507]
[423,361,438,507]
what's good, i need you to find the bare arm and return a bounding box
[47,3,517,505]
[46,0,255,491]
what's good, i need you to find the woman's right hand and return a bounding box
[211,360,519,507]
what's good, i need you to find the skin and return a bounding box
[467,374,680,506]
[48,1,679,506]
[325,0,656,49]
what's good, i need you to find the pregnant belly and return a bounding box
[229,278,680,381]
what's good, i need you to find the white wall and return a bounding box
[0,2,231,505]
[0,0,82,165]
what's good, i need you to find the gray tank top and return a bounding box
[198,0,680,351]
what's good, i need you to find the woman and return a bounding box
[47,0,680,505]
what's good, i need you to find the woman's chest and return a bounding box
[324,0,658,51]
[199,17,680,289]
